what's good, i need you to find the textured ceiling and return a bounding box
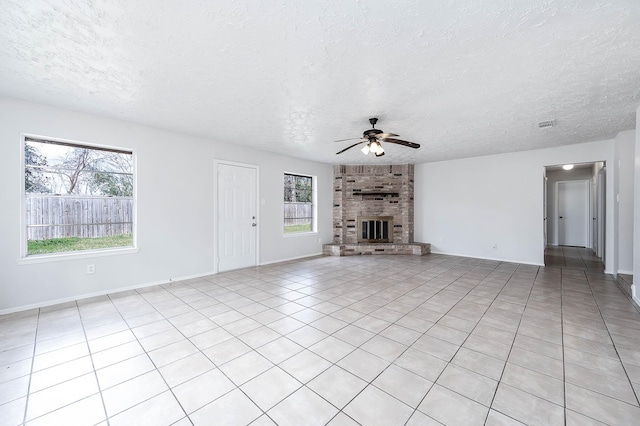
[1,1,639,165]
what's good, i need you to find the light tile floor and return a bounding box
[2,253,640,425]
[544,245,604,271]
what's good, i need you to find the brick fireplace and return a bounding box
[323,164,430,256]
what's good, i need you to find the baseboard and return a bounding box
[429,250,544,267]
[617,270,634,275]
[259,252,324,266]
[0,270,216,316]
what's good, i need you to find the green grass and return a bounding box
[28,234,133,255]
[284,224,312,234]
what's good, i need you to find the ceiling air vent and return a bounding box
[537,120,555,129]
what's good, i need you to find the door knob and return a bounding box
[252,223,257,227]
[559,216,563,219]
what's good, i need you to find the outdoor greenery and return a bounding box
[24,144,50,192]
[25,141,133,196]
[27,234,133,255]
[284,174,312,202]
[284,224,312,234]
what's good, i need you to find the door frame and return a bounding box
[596,167,606,259]
[555,179,590,247]
[214,159,260,273]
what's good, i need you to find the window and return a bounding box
[284,173,315,234]
[23,135,135,257]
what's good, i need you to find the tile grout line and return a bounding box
[583,271,640,409]
[75,300,112,426]
[21,307,40,426]
[397,261,520,425]
[561,267,568,426]
[479,264,539,425]
[7,253,636,426]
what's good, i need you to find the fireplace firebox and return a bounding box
[358,216,393,243]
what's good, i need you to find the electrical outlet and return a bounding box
[492,244,498,250]
[439,237,444,243]
[86,264,95,274]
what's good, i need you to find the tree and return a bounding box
[90,171,133,196]
[59,147,93,194]
[53,148,133,196]
[284,174,311,202]
[24,144,50,193]
[89,152,133,196]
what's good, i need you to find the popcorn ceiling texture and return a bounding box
[0,1,639,164]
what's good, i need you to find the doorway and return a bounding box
[543,162,606,269]
[216,161,258,272]
[557,180,590,247]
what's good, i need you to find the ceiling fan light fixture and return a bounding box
[370,141,384,155]
[334,118,420,156]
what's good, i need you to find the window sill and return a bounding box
[16,247,139,265]
[283,231,317,238]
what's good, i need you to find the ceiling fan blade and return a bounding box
[383,138,421,149]
[377,133,399,140]
[334,137,365,143]
[336,140,367,155]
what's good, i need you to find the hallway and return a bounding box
[544,245,605,272]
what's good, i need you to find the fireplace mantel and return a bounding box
[352,191,399,197]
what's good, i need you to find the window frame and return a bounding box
[18,133,138,263]
[283,172,317,236]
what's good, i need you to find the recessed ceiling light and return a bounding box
[562,164,574,170]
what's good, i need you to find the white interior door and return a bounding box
[557,180,589,247]
[217,163,258,272]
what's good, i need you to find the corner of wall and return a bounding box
[635,106,640,286]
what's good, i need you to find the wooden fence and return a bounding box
[26,196,133,240]
[284,202,312,226]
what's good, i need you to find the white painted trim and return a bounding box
[214,159,260,272]
[19,133,138,260]
[617,269,634,275]
[259,252,323,266]
[283,232,318,238]
[429,250,544,267]
[283,171,318,235]
[17,247,139,265]
[0,270,216,316]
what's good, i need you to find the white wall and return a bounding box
[614,130,636,274]
[414,139,618,271]
[545,167,594,247]
[0,97,333,313]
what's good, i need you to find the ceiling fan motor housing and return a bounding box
[363,128,383,138]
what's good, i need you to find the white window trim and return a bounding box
[283,172,317,236]
[19,133,138,262]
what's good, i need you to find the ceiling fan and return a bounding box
[335,118,420,157]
